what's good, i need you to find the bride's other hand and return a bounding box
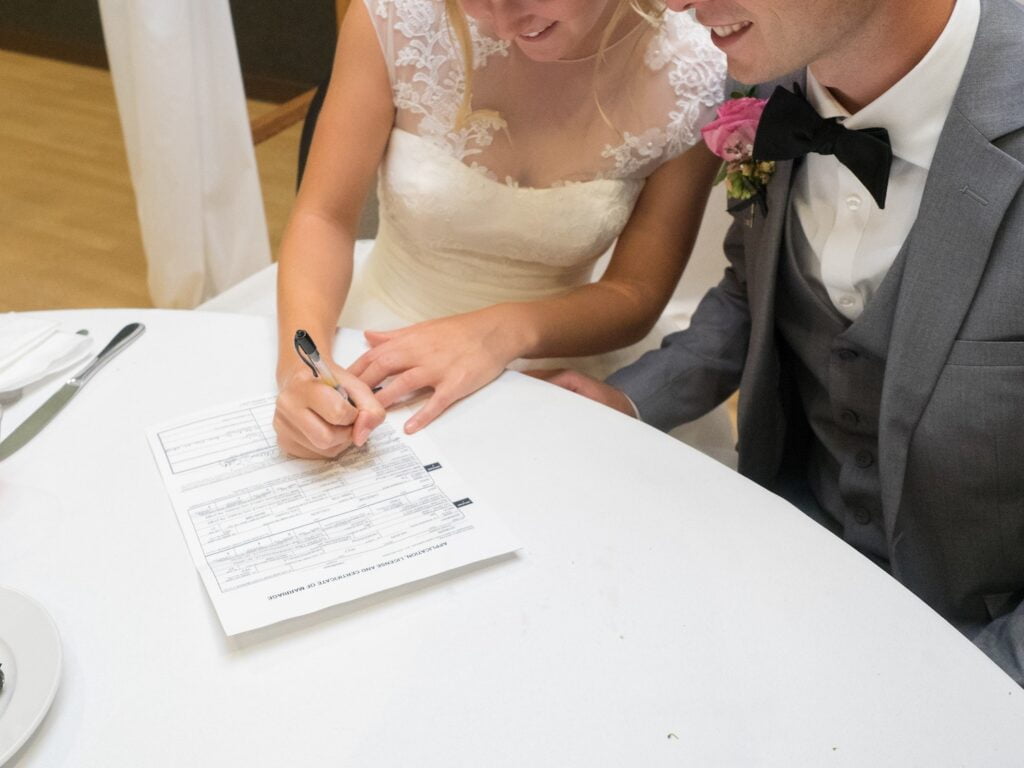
[349,307,525,434]
[274,362,386,459]
[527,368,636,418]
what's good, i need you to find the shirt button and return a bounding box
[838,295,856,308]
[853,506,873,525]
[836,348,859,361]
[855,450,875,468]
[840,409,860,426]
[846,194,862,210]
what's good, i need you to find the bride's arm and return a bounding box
[274,0,393,458]
[349,144,721,433]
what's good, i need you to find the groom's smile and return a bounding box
[665,0,772,80]
[708,21,751,38]
[704,19,753,49]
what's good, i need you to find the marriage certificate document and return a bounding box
[147,394,519,635]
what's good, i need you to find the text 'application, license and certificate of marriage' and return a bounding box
[146,394,519,635]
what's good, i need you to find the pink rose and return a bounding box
[701,97,767,162]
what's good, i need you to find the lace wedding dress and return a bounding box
[339,0,727,380]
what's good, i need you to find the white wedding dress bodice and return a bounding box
[364,129,643,319]
[341,0,726,378]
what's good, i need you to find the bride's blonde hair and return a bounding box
[444,0,667,129]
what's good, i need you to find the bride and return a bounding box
[273,0,726,458]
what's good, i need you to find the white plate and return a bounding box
[0,588,61,766]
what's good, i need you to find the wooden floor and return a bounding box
[0,49,303,311]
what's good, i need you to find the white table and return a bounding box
[3,309,1023,767]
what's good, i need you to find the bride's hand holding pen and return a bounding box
[274,330,386,459]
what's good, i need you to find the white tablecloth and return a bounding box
[3,309,1022,767]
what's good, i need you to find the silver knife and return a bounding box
[0,322,146,462]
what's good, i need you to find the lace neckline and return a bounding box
[379,1,726,184]
[390,128,641,191]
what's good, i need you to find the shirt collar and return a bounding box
[805,0,980,171]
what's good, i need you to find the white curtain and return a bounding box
[98,0,271,308]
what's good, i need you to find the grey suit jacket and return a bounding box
[609,0,1024,684]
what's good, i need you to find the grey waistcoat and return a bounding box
[774,205,908,567]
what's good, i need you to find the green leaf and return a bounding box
[712,162,729,186]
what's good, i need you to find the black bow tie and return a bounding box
[753,85,893,209]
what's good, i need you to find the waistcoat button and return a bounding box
[840,409,859,426]
[853,507,872,525]
[837,348,859,361]
[855,450,875,468]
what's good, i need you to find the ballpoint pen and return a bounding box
[294,329,350,401]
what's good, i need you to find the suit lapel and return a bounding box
[745,74,805,345]
[745,158,793,331]
[735,152,795,482]
[879,109,1024,541]
[736,77,805,482]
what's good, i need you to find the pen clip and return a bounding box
[293,330,321,379]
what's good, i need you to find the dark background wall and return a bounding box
[0,0,336,100]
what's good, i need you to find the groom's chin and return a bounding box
[721,53,793,87]
[726,61,778,86]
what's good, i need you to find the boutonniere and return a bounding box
[701,88,776,219]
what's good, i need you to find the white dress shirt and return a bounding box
[791,0,980,320]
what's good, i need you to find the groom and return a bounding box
[553,0,1024,684]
